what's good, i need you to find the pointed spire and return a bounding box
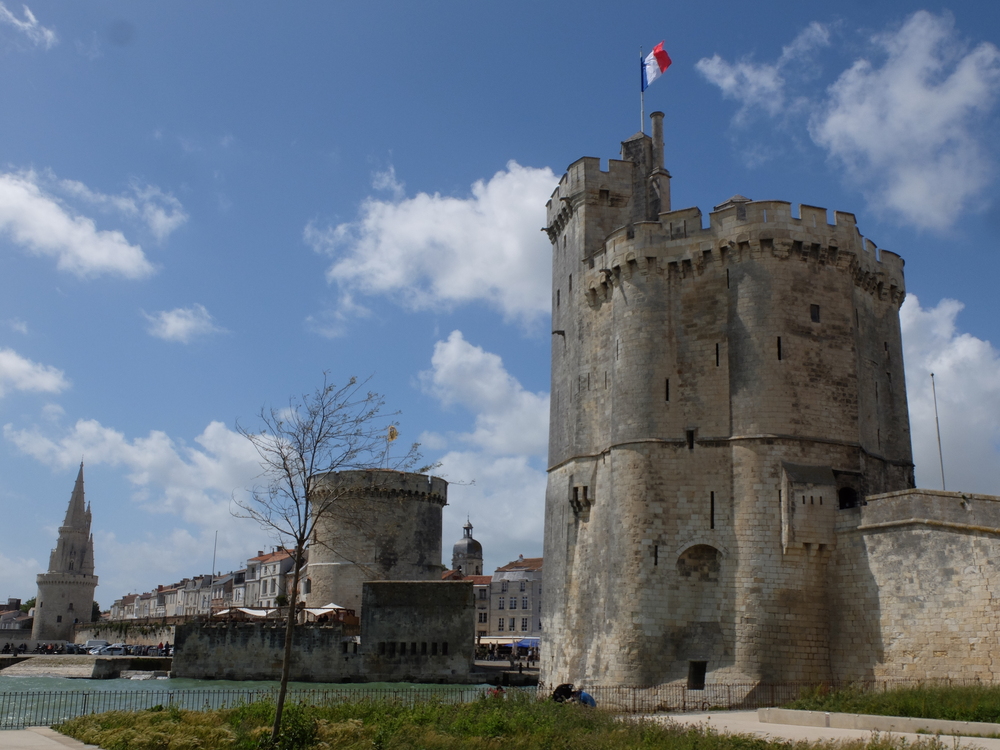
[62,463,87,529]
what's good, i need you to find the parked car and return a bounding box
[64,643,85,654]
[91,644,127,655]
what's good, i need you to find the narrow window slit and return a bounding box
[777,337,782,361]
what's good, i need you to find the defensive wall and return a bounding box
[173,581,474,683]
[540,113,949,689]
[306,470,447,616]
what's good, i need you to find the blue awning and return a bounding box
[515,637,540,648]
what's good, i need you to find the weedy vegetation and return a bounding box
[786,684,1000,723]
[58,691,958,750]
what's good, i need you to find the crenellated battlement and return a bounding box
[579,199,905,308]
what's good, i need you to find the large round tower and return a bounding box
[540,114,913,688]
[305,469,447,614]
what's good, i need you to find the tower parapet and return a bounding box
[541,115,914,689]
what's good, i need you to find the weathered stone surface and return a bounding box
[540,117,999,688]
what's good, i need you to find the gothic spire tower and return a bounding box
[32,464,98,641]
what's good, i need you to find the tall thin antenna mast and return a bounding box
[931,373,946,491]
[211,530,219,579]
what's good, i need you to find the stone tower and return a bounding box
[540,113,913,687]
[451,520,483,575]
[33,464,98,642]
[305,469,447,614]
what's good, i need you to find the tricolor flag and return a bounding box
[642,41,672,91]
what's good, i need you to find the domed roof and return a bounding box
[453,535,483,557]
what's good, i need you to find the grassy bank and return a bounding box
[57,693,950,750]
[786,684,1000,723]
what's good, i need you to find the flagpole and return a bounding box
[931,373,946,491]
[639,46,645,134]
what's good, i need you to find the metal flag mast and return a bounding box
[640,46,645,133]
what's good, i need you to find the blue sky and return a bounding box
[2,2,999,607]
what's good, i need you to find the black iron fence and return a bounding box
[1,678,995,730]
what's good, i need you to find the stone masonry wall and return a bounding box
[833,490,1000,681]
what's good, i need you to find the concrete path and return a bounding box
[0,728,96,750]
[659,710,1000,749]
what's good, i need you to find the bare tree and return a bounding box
[233,374,424,745]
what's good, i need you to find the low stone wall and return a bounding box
[173,622,362,682]
[75,624,175,647]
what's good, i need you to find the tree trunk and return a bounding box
[270,545,303,744]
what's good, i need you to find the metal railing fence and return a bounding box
[2,677,997,730]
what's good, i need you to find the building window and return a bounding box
[509,618,516,631]
[519,581,526,592]
[521,618,529,632]
[442,642,449,656]
[522,596,528,609]
[479,589,487,600]
[509,597,517,610]
[688,661,707,690]
[501,581,508,592]
[810,304,820,323]
[498,598,505,610]
[56,616,62,623]
[478,612,488,623]
[498,618,505,632]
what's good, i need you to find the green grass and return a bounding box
[786,684,1000,723]
[57,692,952,750]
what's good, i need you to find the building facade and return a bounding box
[32,465,98,641]
[490,556,542,638]
[541,114,923,687]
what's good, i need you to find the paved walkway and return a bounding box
[0,728,96,750]
[659,710,1000,749]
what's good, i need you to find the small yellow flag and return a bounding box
[387,426,399,443]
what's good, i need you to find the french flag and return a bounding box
[642,41,672,91]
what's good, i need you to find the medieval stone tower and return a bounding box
[305,469,447,614]
[540,113,914,687]
[451,520,483,575]
[33,464,98,641]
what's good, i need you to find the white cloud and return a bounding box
[419,331,548,572]
[143,304,226,343]
[699,12,1000,230]
[58,178,187,242]
[0,2,56,48]
[0,348,69,397]
[4,418,262,527]
[810,12,1000,229]
[695,22,830,121]
[901,294,1000,494]
[0,170,155,279]
[420,330,548,456]
[305,161,557,329]
[7,318,28,334]
[0,551,40,601]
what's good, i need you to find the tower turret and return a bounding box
[33,464,98,641]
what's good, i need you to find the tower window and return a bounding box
[686,430,695,450]
[838,488,859,509]
[777,337,782,361]
[710,492,715,529]
[56,616,62,623]
[715,343,720,367]
[556,289,560,307]
[810,304,820,323]
[654,545,659,566]
[665,378,670,402]
[726,268,730,288]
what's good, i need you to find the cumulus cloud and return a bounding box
[418,331,548,571]
[0,348,69,397]
[305,161,556,330]
[0,551,40,601]
[59,178,187,241]
[696,22,830,121]
[699,12,1000,230]
[420,331,548,456]
[143,304,226,343]
[4,418,262,527]
[810,12,1000,229]
[0,170,154,279]
[901,295,1000,494]
[0,2,56,48]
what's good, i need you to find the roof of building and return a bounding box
[495,555,543,572]
[467,575,492,586]
[249,549,293,564]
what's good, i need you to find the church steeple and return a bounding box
[34,466,99,641]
